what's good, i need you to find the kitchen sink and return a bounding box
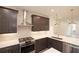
[51,36,62,40]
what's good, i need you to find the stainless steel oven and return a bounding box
[19,37,35,53]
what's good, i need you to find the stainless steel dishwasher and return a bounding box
[63,42,79,53]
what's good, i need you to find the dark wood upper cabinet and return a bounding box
[0,7,18,34]
[32,15,49,31]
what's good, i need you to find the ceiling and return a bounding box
[6,6,79,19]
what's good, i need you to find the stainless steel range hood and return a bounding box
[18,10,33,27]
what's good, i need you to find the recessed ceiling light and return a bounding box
[51,9,54,12]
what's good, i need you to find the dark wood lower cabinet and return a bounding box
[35,37,48,53]
[0,38,63,53]
[71,47,79,53]
[47,38,53,48]
[35,37,63,53]
[48,38,63,52]
[63,43,79,53]
[0,44,20,53]
[1,38,78,53]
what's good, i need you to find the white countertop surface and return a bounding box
[0,40,19,48]
[0,34,79,48]
[33,34,79,46]
[50,35,79,46]
[0,33,19,48]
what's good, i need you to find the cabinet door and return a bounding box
[68,44,79,53]
[71,47,79,53]
[0,7,17,33]
[0,44,20,53]
[35,38,48,53]
[48,38,53,48]
[48,38,63,52]
[8,44,20,53]
[53,39,63,52]
[63,42,71,53]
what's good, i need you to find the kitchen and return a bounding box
[0,6,79,53]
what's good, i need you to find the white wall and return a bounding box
[17,9,54,39]
[27,11,54,39]
[54,17,79,38]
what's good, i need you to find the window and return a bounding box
[32,15,49,31]
[71,24,76,31]
[66,23,76,37]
